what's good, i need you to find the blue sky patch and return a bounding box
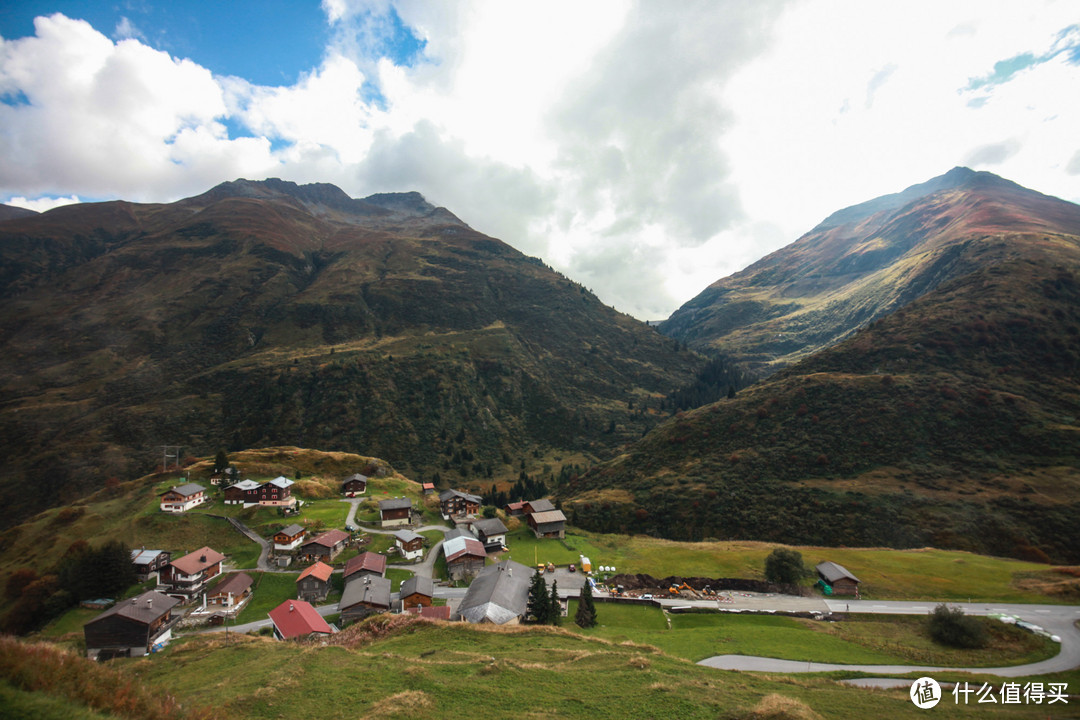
[1,89,31,107]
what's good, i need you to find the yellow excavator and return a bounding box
[667,582,700,599]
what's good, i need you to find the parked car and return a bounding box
[569,564,576,573]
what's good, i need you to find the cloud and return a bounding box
[1067,150,1080,176]
[4,194,80,212]
[965,138,1022,167]
[113,17,145,42]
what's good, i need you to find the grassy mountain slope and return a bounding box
[660,167,1080,372]
[565,179,1080,562]
[0,180,700,526]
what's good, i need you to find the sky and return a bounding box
[2,1,1079,320]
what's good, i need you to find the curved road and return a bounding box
[695,598,1080,677]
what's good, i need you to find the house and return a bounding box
[273,523,306,552]
[406,605,452,620]
[526,509,567,539]
[339,574,392,624]
[296,561,334,602]
[523,498,555,515]
[816,561,861,596]
[458,560,532,625]
[159,483,207,513]
[205,572,253,613]
[442,529,486,582]
[223,477,295,508]
[472,518,508,553]
[224,479,261,505]
[268,599,334,640]
[130,549,170,581]
[379,497,413,528]
[84,590,180,660]
[343,551,387,582]
[439,489,482,519]
[159,546,225,603]
[209,468,236,486]
[341,473,368,497]
[399,575,434,609]
[257,476,296,508]
[421,482,435,495]
[299,529,351,562]
[394,529,424,561]
[504,501,526,516]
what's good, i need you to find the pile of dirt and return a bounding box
[608,573,808,597]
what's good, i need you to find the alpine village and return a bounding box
[2,168,1080,719]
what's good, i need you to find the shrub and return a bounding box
[927,604,988,649]
[764,548,805,585]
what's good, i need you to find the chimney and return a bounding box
[131,598,137,605]
[199,555,206,563]
[147,598,153,608]
[289,603,294,612]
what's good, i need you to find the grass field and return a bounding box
[563,602,1059,668]
[116,620,1063,720]
[234,572,301,625]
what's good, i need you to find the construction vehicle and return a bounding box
[537,563,546,574]
[667,582,700,599]
[579,556,592,573]
[546,562,556,573]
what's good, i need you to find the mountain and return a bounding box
[564,170,1080,563]
[660,167,1080,372]
[0,204,37,223]
[0,179,701,525]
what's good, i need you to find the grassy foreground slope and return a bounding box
[122,619,1059,720]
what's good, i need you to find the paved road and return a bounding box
[225,517,271,571]
[696,599,1080,677]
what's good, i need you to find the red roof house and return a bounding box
[268,599,334,640]
[343,551,387,581]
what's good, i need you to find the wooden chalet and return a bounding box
[130,549,170,581]
[526,509,567,539]
[816,561,861,596]
[378,497,413,528]
[84,590,180,660]
[339,574,392,625]
[472,517,508,553]
[399,575,434,609]
[421,482,435,494]
[159,546,225,603]
[299,529,351,562]
[223,479,261,505]
[273,523,306,551]
[296,561,334,602]
[206,572,253,613]
[442,529,486,582]
[439,489,482,519]
[159,483,207,513]
[343,551,387,582]
[504,501,526,516]
[341,473,368,496]
[394,529,424,561]
[268,599,334,641]
[523,498,555,515]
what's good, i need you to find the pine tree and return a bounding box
[213,448,229,473]
[575,579,598,628]
[527,571,549,624]
[548,580,561,626]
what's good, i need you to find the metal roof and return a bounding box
[165,483,205,497]
[297,561,334,583]
[89,591,179,626]
[233,479,261,491]
[269,476,294,489]
[130,549,165,564]
[394,529,423,544]
[816,561,860,584]
[268,599,333,639]
[458,560,532,624]
[344,551,387,578]
[379,497,413,511]
[443,535,486,563]
[529,509,566,524]
[342,473,368,486]
[472,518,508,537]
[439,488,482,504]
[276,524,306,537]
[169,546,225,575]
[305,529,350,548]
[400,575,434,598]
[208,572,253,597]
[340,574,392,610]
[526,498,555,513]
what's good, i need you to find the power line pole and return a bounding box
[160,445,182,471]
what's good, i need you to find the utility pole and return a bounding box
[160,445,182,471]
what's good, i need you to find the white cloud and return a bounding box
[3,2,1080,320]
[4,194,80,212]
